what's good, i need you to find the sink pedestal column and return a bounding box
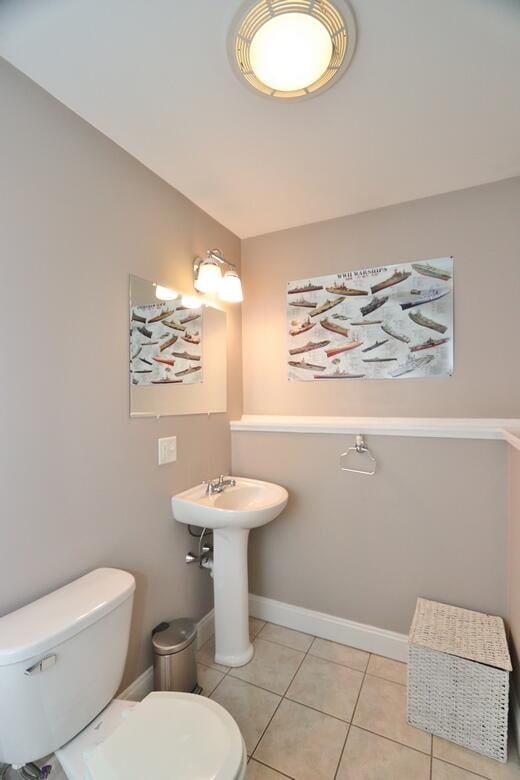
[212,528,254,667]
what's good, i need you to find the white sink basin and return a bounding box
[171,477,288,667]
[171,477,288,530]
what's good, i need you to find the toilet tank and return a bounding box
[0,568,135,767]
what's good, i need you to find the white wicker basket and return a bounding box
[407,598,512,763]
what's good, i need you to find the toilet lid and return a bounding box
[84,692,244,780]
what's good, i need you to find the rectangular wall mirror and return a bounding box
[129,274,227,417]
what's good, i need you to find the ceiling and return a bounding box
[1,0,519,238]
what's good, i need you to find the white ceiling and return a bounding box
[1,0,519,238]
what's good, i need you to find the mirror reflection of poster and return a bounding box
[287,257,453,381]
[130,302,203,386]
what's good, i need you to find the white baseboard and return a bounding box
[120,665,154,701]
[119,597,408,702]
[249,593,408,662]
[197,608,215,649]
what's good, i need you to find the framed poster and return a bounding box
[287,257,453,381]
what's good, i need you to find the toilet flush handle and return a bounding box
[25,655,57,675]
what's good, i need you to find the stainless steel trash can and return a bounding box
[152,618,198,693]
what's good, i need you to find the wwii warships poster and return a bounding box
[287,258,453,381]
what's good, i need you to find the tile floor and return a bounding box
[197,619,520,780]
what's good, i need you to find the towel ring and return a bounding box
[340,435,376,476]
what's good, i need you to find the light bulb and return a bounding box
[195,260,222,293]
[250,13,333,92]
[155,284,178,301]
[181,294,202,309]
[219,271,244,303]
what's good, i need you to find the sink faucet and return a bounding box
[204,475,236,495]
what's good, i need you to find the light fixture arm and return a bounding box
[207,248,238,272]
[192,248,237,286]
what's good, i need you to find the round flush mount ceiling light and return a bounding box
[229,0,356,100]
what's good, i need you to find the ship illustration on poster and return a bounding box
[130,302,204,386]
[287,257,453,381]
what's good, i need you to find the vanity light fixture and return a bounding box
[229,0,356,100]
[154,284,178,301]
[193,249,243,303]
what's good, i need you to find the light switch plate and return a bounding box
[158,436,177,465]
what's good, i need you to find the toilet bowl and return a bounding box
[0,568,246,780]
[57,693,247,780]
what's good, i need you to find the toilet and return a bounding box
[0,568,246,779]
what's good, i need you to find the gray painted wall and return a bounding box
[1,53,517,694]
[233,433,508,634]
[508,448,520,699]
[237,179,519,636]
[0,59,242,687]
[241,177,520,418]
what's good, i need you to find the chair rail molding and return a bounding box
[231,416,520,447]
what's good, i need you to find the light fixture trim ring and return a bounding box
[227,0,357,101]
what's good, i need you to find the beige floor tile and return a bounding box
[433,735,520,779]
[309,638,369,672]
[336,726,431,780]
[254,698,348,780]
[197,662,224,696]
[196,636,230,672]
[353,674,431,754]
[258,623,314,652]
[286,654,363,721]
[432,759,483,779]
[250,617,266,639]
[210,676,280,755]
[247,759,290,779]
[230,638,305,695]
[367,654,407,686]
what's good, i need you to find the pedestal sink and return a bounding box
[171,477,288,667]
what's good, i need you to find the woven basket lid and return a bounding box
[409,598,512,672]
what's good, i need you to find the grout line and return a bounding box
[308,650,370,676]
[283,695,352,725]
[350,653,371,725]
[224,672,284,697]
[202,625,499,779]
[257,637,314,653]
[364,670,407,687]
[333,653,372,779]
[250,695,285,761]
[254,633,314,654]
[334,723,352,780]
[250,631,315,765]
[433,758,491,780]
[353,724,433,758]
[249,757,296,779]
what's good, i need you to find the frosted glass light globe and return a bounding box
[250,13,333,92]
[219,271,244,303]
[195,260,222,293]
